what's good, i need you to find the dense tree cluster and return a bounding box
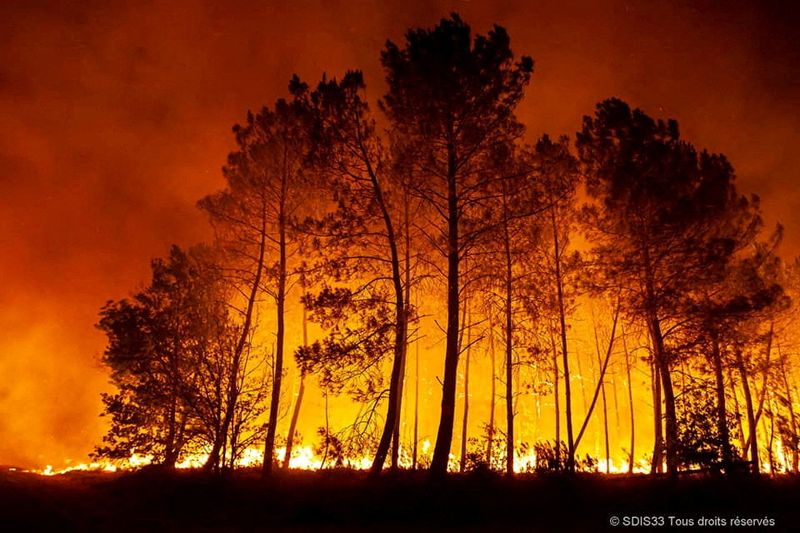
[96,14,800,477]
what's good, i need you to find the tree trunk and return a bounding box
[320,393,330,469]
[592,315,610,473]
[573,303,619,453]
[175,410,188,466]
[612,375,621,447]
[365,145,406,477]
[728,368,747,458]
[550,326,560,469]
[588,343,599,456]
[459,313,471,473]
[647,314,677,475]
[412,324,420,470]
[651,358,663,474]
[370,299,405,474]
[575,350,589,414]
[282,377,304,468]
[283,278,308,469]
[390,320,408,471]
[779,347,799,472]
[205,203,267,472]
[551,205,574,472]
[766,389,776,473]
[711,335,733,472]
[485,312,496,466]
[263,181,288,477]
[622,326,635,473]
[640,243,677,475]
[746,323,773,456]
[503,200,514,476]
[391,196,413,471]
[367,277,406,476]
[431,141,460,477]
[164,382,179,468]
[735,346,759,473]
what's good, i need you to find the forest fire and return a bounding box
[6,9,799,481]
[2,1,800,531]
[30,446,317,476]
[26,443,683,477]
[28,425,662,476]
[8,9,800,482]
[30,446,380,476]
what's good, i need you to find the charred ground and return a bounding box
[1,469,798,531]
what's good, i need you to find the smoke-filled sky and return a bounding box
[1,0,799,468]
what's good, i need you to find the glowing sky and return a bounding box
[1,0,799,468]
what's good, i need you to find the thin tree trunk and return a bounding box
[164,328,185,469]
[503,197,515,476]
[550,326,560,469]
[588,341,599,456]
[412,320,420,470]
[551,204,574,472]
[574,349,590,463]
[728,368,747,458]
[576,351,589,414]
[622,326,635,473]
[229,405,241,470]
[364,143,406,477]
[647,314,677,475]
[765,389,776,473]
[602,388,610,472]
[282,377,304,468]
[391,346,407,471]
[263,175,288,477]
[320,392,330,469]
[207,380,223,470]
[778,346,799,471]
[735,346,760,473]
[205,202,267,472]
[651,358,663,474]
[411,283,420,470]
[487,312,497,466]
[283,275,309,469]
[391,195,413,471]
[792,368,800,471]
[746,323,773,455]
[612,375,621,448]
[174,410,187,467]
[573,303,619,452]
[711,334,733,471]
[221,429,228,471]
[517,371,525,443]
[642,244,677,475]
[164,383,179,467]
[592,312,611,473]
[459,310,472,473]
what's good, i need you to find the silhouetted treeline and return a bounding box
[95,14,800,477]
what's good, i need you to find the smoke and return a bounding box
[1,0,798,467]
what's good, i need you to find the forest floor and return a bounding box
[0,467,797,531]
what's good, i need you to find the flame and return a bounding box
[26,445,344,476]
[597,458,649,474]
[20,437,787,476]
[25,436,426,475]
